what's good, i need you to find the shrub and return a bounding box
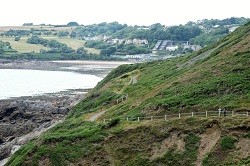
[105,118,120,128]
[220,136,237,150]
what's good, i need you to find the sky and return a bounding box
[1,0,250,26]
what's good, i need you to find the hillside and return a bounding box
[6,22,250,165]
[0,17,249,59]
[0,36,100,54]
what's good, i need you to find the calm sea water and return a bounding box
[0,69,102,99]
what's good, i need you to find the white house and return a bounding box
[166,45,179,51]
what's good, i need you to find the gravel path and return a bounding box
[88,110,107,122]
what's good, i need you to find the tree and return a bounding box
[70,32,77,38]
[100,47,116,56]
[57,31,69,37]
[76,47,87,54]
[14,36,21,41]
[67,22,79,27]
[0,48,4,54]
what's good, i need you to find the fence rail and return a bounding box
[103,111,250,123]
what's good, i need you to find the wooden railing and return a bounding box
[103,111,249,122]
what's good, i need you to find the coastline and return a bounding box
[0,60,129,165]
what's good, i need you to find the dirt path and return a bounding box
[130,76,138,84]
[195,125,221,166]
[88,110,107,122]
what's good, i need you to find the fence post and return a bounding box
[232,111,234,117]
[127,117,129,121]
[179,113,181,119]
[219,111,221,117]
[110,118,111,121]
[191,112,194,117]
[138,117,140,122]
[165,115,167,121]
[247,112,249,117]
[151,116,153,121]
[206,111,208,117]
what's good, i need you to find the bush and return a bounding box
[14,36,21,41]
[105,118,120,128]
[220,136,237,150]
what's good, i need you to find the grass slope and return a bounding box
[0,37,50,53]
[42,37,100,55]
[6,22,250,166]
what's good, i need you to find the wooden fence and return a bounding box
[103,111,249,123]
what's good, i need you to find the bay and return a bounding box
[0,69,102,99]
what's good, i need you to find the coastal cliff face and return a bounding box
[6,22,250,165]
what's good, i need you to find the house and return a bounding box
[183,45,202,51]
[132,39,148,45]
[166,45,179,51]
[125,39,133,44]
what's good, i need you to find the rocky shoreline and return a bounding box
[0,91,86,163]
[0,60,129,165]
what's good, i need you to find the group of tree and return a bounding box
[193,17,250,28]
[27,36,75,53]
[0,41,16,54]
[2,29,53,37]
[190,27,230,46]
[85,40,151,56]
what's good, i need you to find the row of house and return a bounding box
[153,40,202,52]
[84,35,149,46]
[106,38,148,45]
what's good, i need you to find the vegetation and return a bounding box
[6,21,250,165]
[0,40,17,54]
[0,17,248,59]
[0,52,121,61]
[85,40,151,55]
[27,36,75,53]
[220,136,237,150]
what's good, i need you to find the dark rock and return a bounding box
[0,136,3,144]
[0,144,11,160]
[0,107,17,120]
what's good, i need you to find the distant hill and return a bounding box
[0,17,249,59]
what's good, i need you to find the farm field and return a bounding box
[41,36,100,54]
[0,37,50,53]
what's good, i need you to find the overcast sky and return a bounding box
[1,0,250,26]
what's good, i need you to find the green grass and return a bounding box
[0,36,100,54]
[42,36,100,54]
[0,37,50,53]
[220,136,237,150]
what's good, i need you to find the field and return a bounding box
[0,36,100,54]
[0,26,74,33]
[42,37,101,55]
[0,37,50,53]
[0,26,100,55]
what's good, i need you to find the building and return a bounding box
[166,45,179,51]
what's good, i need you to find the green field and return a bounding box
[0,36,100,54]
[42,36,100,55]
[0,37,50,53]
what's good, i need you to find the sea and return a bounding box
[0,69,102,99]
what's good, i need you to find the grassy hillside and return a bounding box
[42,37,100,54]
[0,36,100,54]
[6,22,250,165]
[0,37,50,53]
